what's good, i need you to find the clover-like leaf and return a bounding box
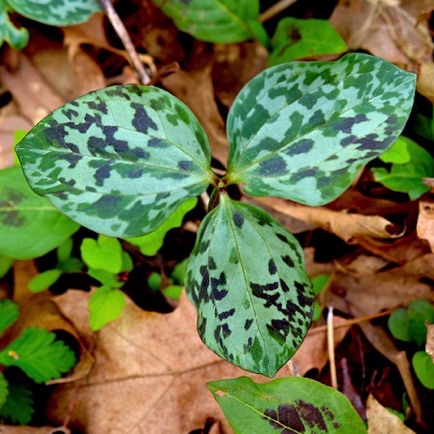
[0,299,19,335]
[16,85,215,238]
[208,376,367,433]
[0,0,28,49]
[185,194,314,377]
[0,167,79,259]
[225,53,416,206]
[6,0,101,26]
[152,0,261,43]
[0,328,76,383]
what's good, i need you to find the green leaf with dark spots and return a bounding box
[6,0,101,26]
[208,376,367,433]
[269,18,347,65]
[225,53,416,206]
[152,0,261,43]
[0,167,79,259]
[16,85,214,237]
[186,194,314,377]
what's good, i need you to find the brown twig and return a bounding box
[327,306,338,389]
[98,0,151,84]
[260,0,298,23]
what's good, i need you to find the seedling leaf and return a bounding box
[225,53,416,206]
[269,18,347,65]
[28,269,62,293]
[81,235,124,274]
[7,0,101,26]
[0,167,79,259]
[0,299,19,335]
[186,194,314,377]
[89,286,125,330]
[152,0,261,43]
[16,85,214,237]
[208,376,367,433]
[413,351,434,389]
[0,328,76,383]
[0,382,33,424]
[0,255,13,279]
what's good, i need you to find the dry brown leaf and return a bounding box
[417,62,434,103]
[330,0,433,68]
[416,201,434,251]
[426,324,434,363]
[48,290,293,433]
[366,394,416,433]
[252,196,402,243]
[0,55,64,124]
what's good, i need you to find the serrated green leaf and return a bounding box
[413,351,434,389]
[16,85,214,238]
[269,18,347,66]
[225,53,416,206]
[28,269,62,293]
[89,286,125,330]
[126,197,197,256]
[81,235,123,274]
[186,194,314,377]
[0,0,28,49]
[153,0,260,43]
[0,373,8,409]
[0,328,76,383]
[208,376,367,433]
[388,300,434,346]
[0,381,33,424]
[372,136,434,200]
[0,255,13,279]
[6,0,101,26]
[0,299,19,335]
[0,167,80,259]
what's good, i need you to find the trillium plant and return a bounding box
[16,53,415,377]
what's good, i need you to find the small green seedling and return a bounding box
[372,136,434,200]
[388,300,434,389]
[0,0,101,49]
[16,53,416,378]
[0,299,76,424]
[311,274,330,321]
[148,258,188,300]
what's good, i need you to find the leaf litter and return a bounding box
[0,0,433,432]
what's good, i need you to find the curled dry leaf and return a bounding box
[253,196,403,243]
[426,324,434,363]
[49,290,293,433]
[417,63,434,104]
[417,201,434,252]
[366,394,416,433]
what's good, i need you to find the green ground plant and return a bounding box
[13,52,416,432]
[0,299,76,424]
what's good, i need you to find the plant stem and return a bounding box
[98,0,151,84]
[260,0,298,22]
[327,306,338,389]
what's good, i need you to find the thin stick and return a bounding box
[98,0,151,84]
[260,0,298,23]
[327,306,338,389]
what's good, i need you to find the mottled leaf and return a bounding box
[16,85,214,237]
[225,53,416,206]
[126,197,197,256]
[0,299,19,335]
[152,0,261,43]
[186,194,314,377]
[0,328,76,383]
[89,286,125,331]
[208,376,367,433]
[269,18,347,66]
[0,0,28,49]
[0,167,79,259]
[6,0,101,26]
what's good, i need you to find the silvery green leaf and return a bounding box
[16,85,214,237]
[186,194,314,377]
[6,0,101,26]
[225,53,416,206]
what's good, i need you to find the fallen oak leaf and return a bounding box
[252,196,403,243]
[417,201,434,251]
[49,290,293,433]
